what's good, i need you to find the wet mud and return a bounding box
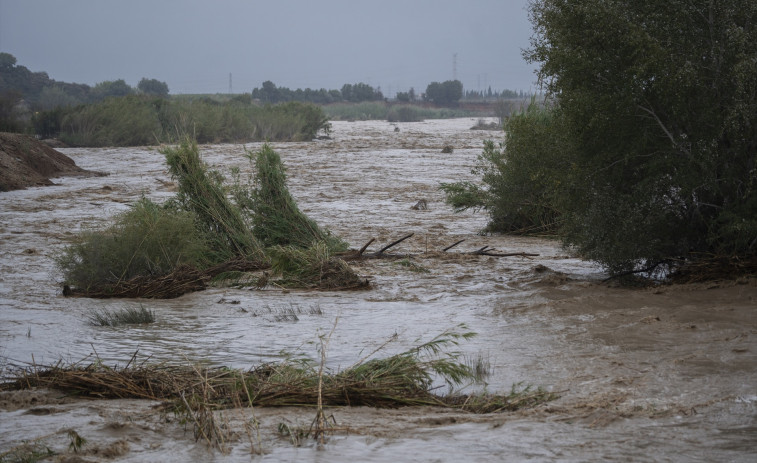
[1,119,755,462]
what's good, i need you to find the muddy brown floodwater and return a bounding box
[1,118,755,462]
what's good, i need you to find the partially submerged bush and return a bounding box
[59,141,361,297]
[269,241,368,290]
[57,197,207,291]
[88,305,155,326]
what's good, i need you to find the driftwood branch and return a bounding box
[375,233,414,255]
[357,238,375,256]
[474,251,540,258]
[442,239,465,252]
[343,235,538,261]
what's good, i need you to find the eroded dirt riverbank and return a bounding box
[1,119,755,462]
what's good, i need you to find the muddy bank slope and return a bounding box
[0,132,102,191]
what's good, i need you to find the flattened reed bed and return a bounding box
[0,361,554,414]
[1,329,556,414]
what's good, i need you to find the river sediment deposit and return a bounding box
[1,119,755,462]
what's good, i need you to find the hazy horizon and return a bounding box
[0,0,539,96]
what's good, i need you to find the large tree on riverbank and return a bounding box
[445,0,757,276]
[526,0,757,274]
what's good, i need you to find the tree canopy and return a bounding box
[444,0,757,276]
[424,80,463,106]
[137,78,169,97]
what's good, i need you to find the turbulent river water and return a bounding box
[1,119,755,462]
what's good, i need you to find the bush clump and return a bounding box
[56,197,207,291]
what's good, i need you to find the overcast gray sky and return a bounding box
[0,0,538,96]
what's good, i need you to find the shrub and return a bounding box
[441,102,568,235]
[57,198,207,291]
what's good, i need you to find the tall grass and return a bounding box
[87,305,155,326]
[54,96,330,146]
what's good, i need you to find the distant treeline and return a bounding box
[251,80,531,106]
[0,52,527,140]
[251,81,384,104]
[0,53,167,109]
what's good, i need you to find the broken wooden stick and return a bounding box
[357,237,375,256]
[374,233,414,256]
[442,239,465,252]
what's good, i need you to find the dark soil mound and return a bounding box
[0,132,104,192]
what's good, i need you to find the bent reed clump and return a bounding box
[58,140,364,298]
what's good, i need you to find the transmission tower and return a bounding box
[229,73,232,94]
[453,53,458,81]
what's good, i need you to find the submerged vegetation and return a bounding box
[87,305,155,326]
[58,141,364,298]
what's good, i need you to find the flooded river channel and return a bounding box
[1,119,756,461]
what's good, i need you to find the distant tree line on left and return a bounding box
[0,52,168,132]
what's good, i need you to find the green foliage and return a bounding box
[92,79,134,99]
[235,144,346,251]
[341,82,384,102]
[387,105,424,122]
[56,197,208,291]
[137,77,169,96]
[525,0,757,274]
[425,80,463,106]
[268,241,365,289]
[87,305,155,326]
[442,102,568,235]
[50,96,330,146]
[59,95,162,146]
[162,139,265,263]
[323,101,472,121]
